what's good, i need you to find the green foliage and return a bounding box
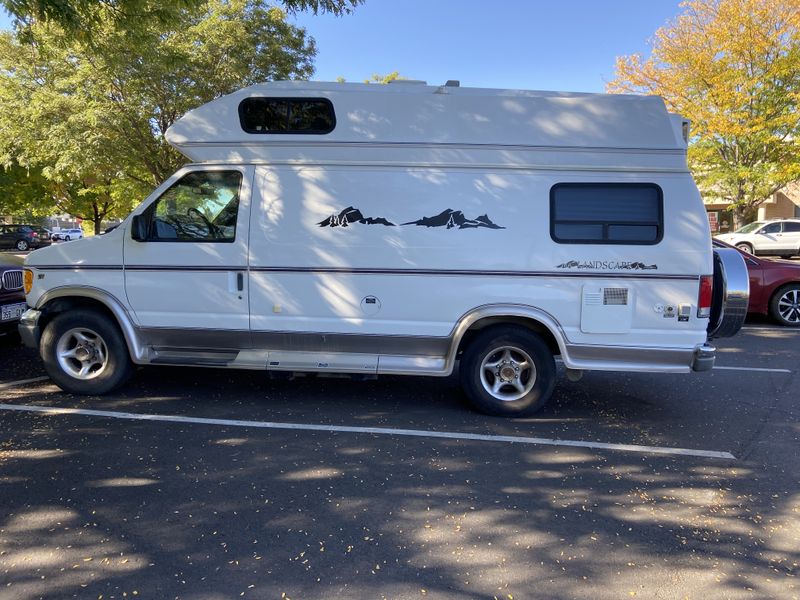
[0,163,52,217]
[2,0,363,35]
[0,1,317,232]
[609,0,800,226]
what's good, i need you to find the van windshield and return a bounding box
[735,222,764,234]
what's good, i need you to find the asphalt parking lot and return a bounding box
[0,323,798,600]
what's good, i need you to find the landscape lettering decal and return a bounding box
[318,206,395,227]
[402,209,505,230]
[556,260,658,270]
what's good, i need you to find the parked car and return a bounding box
[715,218,800,258]
[33,227,53,245]
[714,239,800,326]
[51,228,84,242]
[20,81,749,415]
[0,253,26,338]
[0,224,52,252]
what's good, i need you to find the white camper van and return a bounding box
[20,81,749,416]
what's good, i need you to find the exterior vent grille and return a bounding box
[1,270,23,291]
[583,292,603,306]
[603,288,628,306]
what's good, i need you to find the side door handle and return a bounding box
[228,271,246,294]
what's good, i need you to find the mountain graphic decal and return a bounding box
[402,209,505,230]
[318,206,395,228]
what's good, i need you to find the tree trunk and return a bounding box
[731,206,751,230]
[93,202,102,235]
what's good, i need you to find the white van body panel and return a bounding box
[248,166,709,350]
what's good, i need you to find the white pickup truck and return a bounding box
[20,80,749,416]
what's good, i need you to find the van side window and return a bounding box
[144,171,242,243]
[550,183,663,245]
[238,98,335,134]
[784,222,800,232]
[760,222,782,234]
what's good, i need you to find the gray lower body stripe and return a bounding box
[139,327,450,356]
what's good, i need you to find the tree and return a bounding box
[0,163,52,218]
[0,1,317,233]
[608,0,800,228]
[2,0,363,36]
[365,71,406,84]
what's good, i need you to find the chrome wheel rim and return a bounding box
[479,345,536,402]
[16,240,28,251]
[56,327,109,380]
[778,289,800,323]
[737,244,752,254]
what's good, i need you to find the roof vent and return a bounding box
[444,80,460,87]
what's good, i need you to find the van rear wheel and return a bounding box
[459,326,556,417]
[41,309,134,395]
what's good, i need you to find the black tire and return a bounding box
[15,239,29,251]
[735,243,754,254]
[459,326,556,417]
[769,284,800,327]
[40,309,134,394]
[65,235,71,241]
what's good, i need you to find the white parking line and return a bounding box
[0,403,736,460]
[741,326,800,333]
[0,376,50,391]
[713,366,791,373]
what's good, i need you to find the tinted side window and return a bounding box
[239,98,335,134]
[550,183,663,245]
[761,223,782,234]
[782,222,800,233]
[144,171,242,243]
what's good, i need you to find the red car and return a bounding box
[714,239,800,326]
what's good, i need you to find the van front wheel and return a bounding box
[41,309,133,395]
[459,327,556,417]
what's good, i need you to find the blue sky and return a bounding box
[1,1,683,92]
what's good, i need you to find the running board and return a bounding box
[148,348,449,376]
[150,348,240,366]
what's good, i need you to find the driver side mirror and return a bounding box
[130,214,148,242]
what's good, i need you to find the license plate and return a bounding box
[1,302,26,322]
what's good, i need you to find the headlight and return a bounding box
[23,269,33,294]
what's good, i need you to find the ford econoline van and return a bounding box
[19,81,749,416]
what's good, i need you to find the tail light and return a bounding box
[698,275,713,318]
[31,231,38,237]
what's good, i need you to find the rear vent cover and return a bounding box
[603,288,628,306]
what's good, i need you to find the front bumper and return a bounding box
[18,308,42,349]
[692,343,716,372]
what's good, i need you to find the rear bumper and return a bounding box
[691,343,716,372]
[562,341,716,374]
[18,308,42,349]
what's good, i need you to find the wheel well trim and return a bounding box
[444,304,569,375]
[35,286,147,362]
